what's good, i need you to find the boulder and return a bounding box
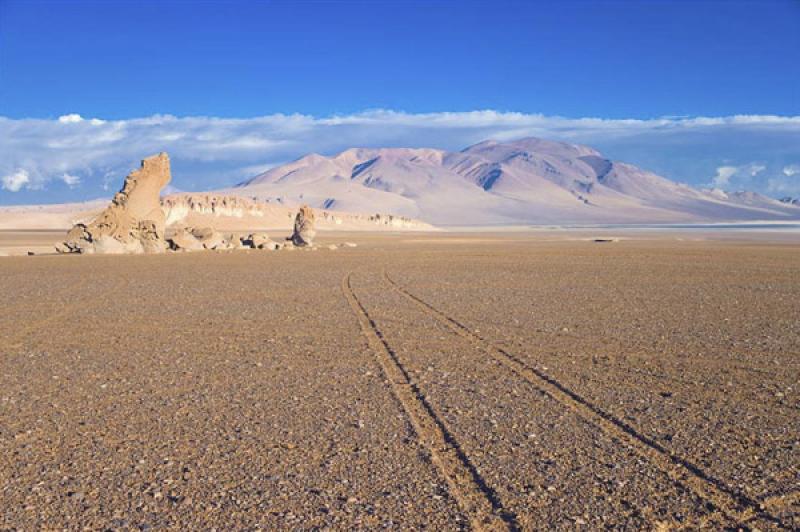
[191,227,228,249]
[58,153,171,254]
[168,227,204,251]
[227,234,246,249]
[290,205,316,247]
[242,232,279,250]
[92,235,133,255]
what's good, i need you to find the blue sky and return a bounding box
[1,0,799,204]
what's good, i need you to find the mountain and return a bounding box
[233,137,800,226]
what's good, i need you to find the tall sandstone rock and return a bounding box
[57,153,171,254]
[290,205,316,247]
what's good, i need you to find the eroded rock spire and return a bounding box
[57,153,171,254]
[290,204,316,247]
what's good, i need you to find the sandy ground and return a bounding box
[1,231,798,530]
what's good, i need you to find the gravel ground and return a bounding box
[1,233,797,530]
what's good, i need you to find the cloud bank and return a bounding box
[1,110,799,204]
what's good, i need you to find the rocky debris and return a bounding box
[191,227,228,250]
[227,234,246,250]
[242,232,279,250]
[51,174,360,255]
[168,228,204,252]
[343,242,358,248]
[290,205,316,247]
[57,153,171,254]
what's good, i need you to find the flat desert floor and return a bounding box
[1,231,798,530]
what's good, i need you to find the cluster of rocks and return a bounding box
[166,227,355,252]
[56,152,357,255]
[165,205,337,252]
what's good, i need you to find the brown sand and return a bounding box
[1,232,798,529]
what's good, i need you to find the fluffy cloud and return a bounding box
[767,163,800,196]
[58,113,84,124]
[61,173,81,187]
[711,166,738,187]
[2,169,31,192]
[1,111,799,203]
[709,163,768,188]
[57,113,105,125]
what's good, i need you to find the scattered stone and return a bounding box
[58,153,172,254]
[343,242,357,248]
[227,234,245,249]
[168,228,204,252]
[290,205,316,247]
[191,227,228,250]
[240,233,279,250]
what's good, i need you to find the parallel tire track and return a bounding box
[383,270,789,530]
[342,273,516,532]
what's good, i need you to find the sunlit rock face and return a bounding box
[291,205,316,247]
[57,153,171,254]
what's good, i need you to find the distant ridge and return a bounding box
[233,137,800,225]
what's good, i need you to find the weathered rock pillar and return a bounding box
[290,205,316,247]
[57,153,171,254]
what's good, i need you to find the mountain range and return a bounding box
[233,137,799,226]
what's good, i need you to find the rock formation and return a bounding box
[168,227,204,251]
[191,227,229,250]
[290,205,316,247]
[242,232,272,249]
[57,153,171,254]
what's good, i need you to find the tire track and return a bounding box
[341,273,517,532]
[383,269,790,530]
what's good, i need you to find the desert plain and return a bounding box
[1,230,798,530]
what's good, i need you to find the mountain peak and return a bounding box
[233,137,799,225]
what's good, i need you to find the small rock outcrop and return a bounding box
[57,153,171,254]
[168,227,204,251]
[191,227,228,249]
[242,232,277,249]
[290,205,316,247]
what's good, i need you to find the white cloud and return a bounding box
[784,164,799,177]
[61,173,81,187]
[711,166,738,187]
[1,111,799,201]
[708,163,770,190]
[57,113,105,125]
[2,169,31,192]
[58,113,84,123]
